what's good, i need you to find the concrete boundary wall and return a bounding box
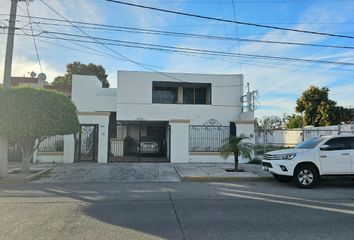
[256,124,354,147]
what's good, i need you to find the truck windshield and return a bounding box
[295,137,326,149]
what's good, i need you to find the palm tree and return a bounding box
[220,134,254,171]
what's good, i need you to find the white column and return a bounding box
[170,120,189,163]
[0,137,8,178]
[97,122,109,163]
[63,135,75,163]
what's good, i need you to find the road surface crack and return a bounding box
[166,185,186,240]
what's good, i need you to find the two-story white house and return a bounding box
[38,71,255,164]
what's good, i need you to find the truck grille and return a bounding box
[264,154,276,160]
[262,162,273,168]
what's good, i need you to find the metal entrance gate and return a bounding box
[75,124,98,162]
[108,122,169,162]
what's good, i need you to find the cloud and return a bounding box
[1,0,353,120]
[0,0,106,83]
[330,84,354,108]
[160,1,354,118]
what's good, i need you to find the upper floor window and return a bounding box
[152,86,178,104]
[183,87,207,104]
[152,81,211,105]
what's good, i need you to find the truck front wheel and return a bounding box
[294,164,319,188]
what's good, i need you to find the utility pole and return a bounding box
[0,0,19,178]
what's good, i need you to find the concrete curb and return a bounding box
[181,176,273,182]
[26,168,53,181]
[0,178,28,184]
[1,168,52,184]
[8,167,21,174]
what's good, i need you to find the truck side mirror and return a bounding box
[320,145,330,151]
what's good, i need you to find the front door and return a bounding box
[320,137,351,174]
[76,124,98,162]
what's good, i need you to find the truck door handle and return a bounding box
[320,156,327,158]
[341,153,349,156]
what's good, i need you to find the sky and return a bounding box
[1,0,354,118]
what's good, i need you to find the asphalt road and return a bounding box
[0,180,353,240]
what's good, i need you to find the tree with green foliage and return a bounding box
[296,86,351,126]
[258,115,283,131]
[331,106,352,125]
[285,114,303,129]
[0,88,80,172]
[52,61,110,88]
[220,134,254,171]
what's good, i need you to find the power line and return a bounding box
[104,0,354,39]
[32,30,354,67]
[5,15,354,50]
[38,0,188,83]
[6,18,354,51]
[4,14,354,26]
[24,1,43,73]
[18,30,354,75]
[33,22,128,63]
[230,0,242,69]
[3,31,353,81]
[3,25,354,68]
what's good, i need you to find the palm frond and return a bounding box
[220,134,254,159]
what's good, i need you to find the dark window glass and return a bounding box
[195,88,206,104]
[347,137,354,149]
[152,86,178,104]
[183,87,206,104]
[296,137,326,149]
[152,81,210,105]
[324,138,348,150]
[183,88,194,104]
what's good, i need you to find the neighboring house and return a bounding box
[11,76,45,88]
[34,71,256,164]
[10,76,71,97]
[44,84,72,97]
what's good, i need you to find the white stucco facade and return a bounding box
[117,71,243,125]
[61,71,255,164]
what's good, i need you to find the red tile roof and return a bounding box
[11,77,39,86]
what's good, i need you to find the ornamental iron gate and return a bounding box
[75,124,98,162]
[108,122,169,162]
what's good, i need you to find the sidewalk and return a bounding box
[176,163,272,181]
[4,162,272,183]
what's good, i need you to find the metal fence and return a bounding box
[189,125,229,152]
[38,135,64,152]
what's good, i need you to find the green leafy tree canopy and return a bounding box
[0,88,80,171]
[296,86,351,126]
[285,114,303,129]
[258,115,283,131]
[52,61,110,88]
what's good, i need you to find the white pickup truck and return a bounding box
[262,135,354,188]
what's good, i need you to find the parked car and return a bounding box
[262,135,354,188]
[138,136,161,154]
